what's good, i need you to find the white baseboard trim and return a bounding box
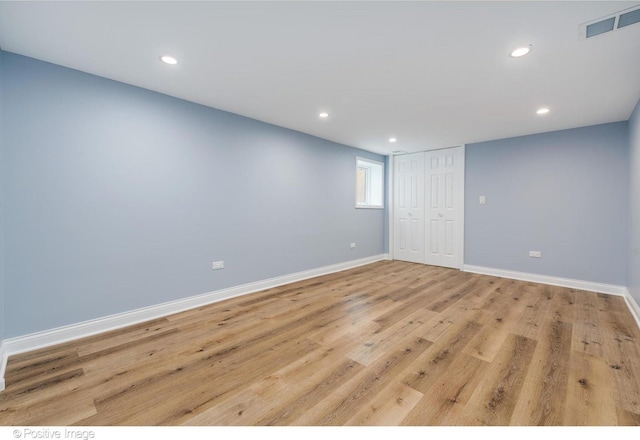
[0,341,7,392]
[623,288,640,331]
[462,265,628,296]
[0,254,387,391]
[463,265,640,332]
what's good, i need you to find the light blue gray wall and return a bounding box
[629,98,640,304]
[1,51,386,338]
[465,122,629,285]
[0,49,5,343]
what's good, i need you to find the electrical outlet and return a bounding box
[212,261,224,270]
[479,195,486,205]
[529,251,541,258]
[350,243,356,249]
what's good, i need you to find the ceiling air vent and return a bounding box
[580,4,640,39]
[586,17,616,38]
[618,7,640,29]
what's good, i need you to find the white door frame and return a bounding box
[387,154,394,260]
[388,145,465,269]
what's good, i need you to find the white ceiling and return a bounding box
[1,1,639,156]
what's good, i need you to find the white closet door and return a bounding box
[393,152,425,263]
[424,147,464,269]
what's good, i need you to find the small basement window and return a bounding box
[356,157,384,209]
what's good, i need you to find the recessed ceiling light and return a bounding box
[389,137,397,143]
[318,112,329,118]
[160,55,178,65]
[510,46,531,58]
[536,107,550,115]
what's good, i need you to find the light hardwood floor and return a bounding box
[1,260,640,426]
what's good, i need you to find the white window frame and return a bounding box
[355,156,384,209]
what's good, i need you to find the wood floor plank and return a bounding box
[87,337,323,425]
[292,335,433,425]
[548,287,577,324]
[256,357,365,426]
[345,382,423,426]
[563,351,618,425]
[76,319,176,357]
[402,319,482,394]
[2,349,82,393]
[183,389,266,426]
[510,283,555,341]
[509,319,573,425]
[461,333,537,425]
[600,330,640,415]
[347,307,437,366]
[595,294,640,415]
[1,261,639,426]
[571,291,605,358]
[423,274,494,314]
[372,290,440,330]
[417,278,503,345]
[420,298,483,342]
[615,407,640,426]
[309,315,382,349]
[183,346,364,425]
[401,354,488,425]
[0,369,88,425]
[462,316,510,363]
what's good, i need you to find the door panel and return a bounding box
[393,152,425,263]
[425,147,463,269]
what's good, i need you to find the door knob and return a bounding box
[438,213,443,218]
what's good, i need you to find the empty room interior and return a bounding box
[1,0,640,427]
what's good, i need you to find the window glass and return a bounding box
[356,157,384,209]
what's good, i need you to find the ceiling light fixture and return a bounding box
[318,112,329,119]
[389,137,397,143]
[510,46,532,58]
[536,107,550,115]
[160,55,178,65]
